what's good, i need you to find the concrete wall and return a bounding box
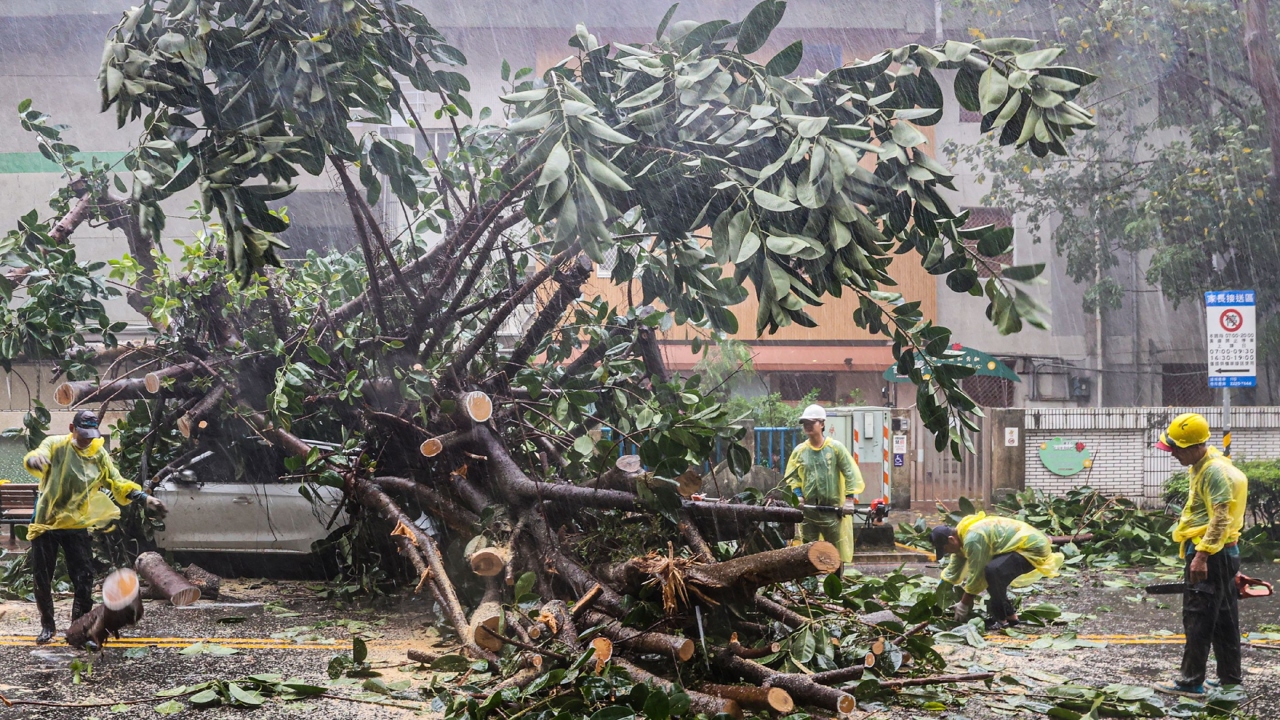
[1020,407,1280,507]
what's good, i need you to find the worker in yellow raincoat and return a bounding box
[785,404,863,563]
[1152,412,1247,697]
[932,511,1063,631]
[23,410,167,644]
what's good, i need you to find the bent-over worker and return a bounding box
[785,404,863,563]
[23,410,167,644]
[932,512,1064,631]
[1153,412,1247,697]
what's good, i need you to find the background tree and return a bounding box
[947,0,1280,398]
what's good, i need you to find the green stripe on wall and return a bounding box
[0,152,129,174]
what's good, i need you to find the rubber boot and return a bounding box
[71,595,92,622]
[35,592,56,645]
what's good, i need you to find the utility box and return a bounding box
[824,406,891,504]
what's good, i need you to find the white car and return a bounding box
[151,440,349,555]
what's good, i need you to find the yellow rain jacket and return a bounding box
[23,434,142,540]
[940,512,1064,595]
[1171,446,1247,557]
[785,437,864,506]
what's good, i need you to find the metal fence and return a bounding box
[754,427,802,472]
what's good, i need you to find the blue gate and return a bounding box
[754,426,801,471]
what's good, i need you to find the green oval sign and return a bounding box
[1038,437,1093,477]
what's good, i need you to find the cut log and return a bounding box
[183,564,221,601]
[608,542,840,603]
[457,391,493,425]
[810,664,866,686]
[539,599,580,650]
[613,658,742,719]
[756,595,811,629]
[134,552,200,606]
[728,639,781,659]
[178,384,225,438]
[579,610,695,662]
[408,648,449,665]
[66,568,144,649]
[715,650,856,715]
[590,636,613,672]
[55,378,149,406]
[468,546,511,577]
[878,672,995,689]
[420,430,465,458]
[595,455,645,492]
[470,579,505,653]
[700,683,794,714]
[145,363,199,394]
[570,584,604,621]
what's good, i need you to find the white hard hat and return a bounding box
[799,404,826,422]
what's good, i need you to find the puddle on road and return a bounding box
[29,647,79,665]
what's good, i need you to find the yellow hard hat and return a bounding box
[1155,412,1210,451]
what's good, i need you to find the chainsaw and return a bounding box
[1144,572,1273,599]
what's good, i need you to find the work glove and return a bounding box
[144,495,168,519]
[951,598,973,622]
[26,455,49,472]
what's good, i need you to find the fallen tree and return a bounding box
[0,0,1100,714]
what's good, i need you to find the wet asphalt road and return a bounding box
[0,564,1276,719]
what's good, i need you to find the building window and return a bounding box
[960,206,1013,277]
[776,373,836,402]
[415,129,455,163]
[1162,364,1212,406]
[962,375,1015,407]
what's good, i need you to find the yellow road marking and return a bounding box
[987,633,1280,646]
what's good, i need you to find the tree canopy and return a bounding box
[2,0,1097,460]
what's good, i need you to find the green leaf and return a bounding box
[891,121,926,148]
[765,40,804,76]
[727,443,751,476]
[1001,263,1045,282]
[154,700,185,715]
[1015,47,1064,70]
[227,683,265,707]
[656,3,680,42]
[17,98,32,114]
[353,636,368,664]
[573,434,595,456]
[736,0,785,54]
[306,345,331,366]
[617,81,665,108]
[537,142,570,187]
[979,68,1009,115]
[753,187,798,212]
[515,571,536,599]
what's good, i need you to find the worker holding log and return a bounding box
[1152,412,1247,697]
[22,410,168,644]
[785,404,863,563]
[931,512,1063,631]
